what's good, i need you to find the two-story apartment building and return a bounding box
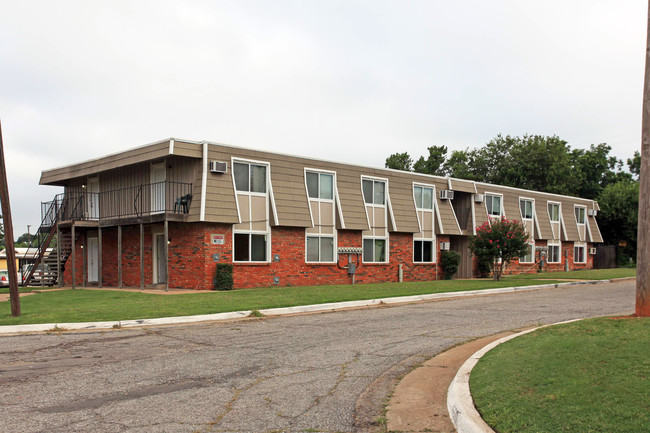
[31,138,603,290]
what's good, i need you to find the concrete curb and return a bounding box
[0,278,623,335]
[446,319,581,433]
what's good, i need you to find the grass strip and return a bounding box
[471,317,650,433]
[0,278,561,326]
[503,267,636,280]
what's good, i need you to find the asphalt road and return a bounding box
[0,281,635,433]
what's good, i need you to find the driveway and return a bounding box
[0,280,634,433]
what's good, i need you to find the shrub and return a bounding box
[441,250,461,280]
[214,263,233,290]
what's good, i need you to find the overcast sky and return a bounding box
[0,0,647,235]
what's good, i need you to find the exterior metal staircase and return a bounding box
[21,196,80,287]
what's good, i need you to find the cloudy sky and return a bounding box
[0,0,647,235]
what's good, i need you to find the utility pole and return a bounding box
[637,0,650,317]
[0,119,20,316]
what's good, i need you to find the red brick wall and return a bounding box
[501,240,594,276]
[60,222,592,289]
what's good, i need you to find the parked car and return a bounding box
[0,269,8,287]
[21,263,56,286]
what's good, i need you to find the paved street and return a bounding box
[0,281,635,433]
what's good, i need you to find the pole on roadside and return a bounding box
[637,0,650,317]
[0,119,21,316]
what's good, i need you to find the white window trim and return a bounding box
[547,201,561,223]
[362,236,390,264]
[231,157,273,263]
[574,241,587,264]
[304,168,338,264]
[485,192,504,219]
[519,197,535,221]
[519,242,535,264]
[412,182,437,263]
[548,240,562,264]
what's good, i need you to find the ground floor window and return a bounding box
[306,236,335,262]
[363,238,387,263]
[548,242,561,263]
[234,233,268,262]
[519,243,534,264]
[574,242,586,264]
[413,240,434,263]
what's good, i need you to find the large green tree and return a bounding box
[385,152,413,171]
[413,145,448,176]
[597,180,639,262]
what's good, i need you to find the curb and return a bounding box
[0,278,624,335]
[446,319,581,433]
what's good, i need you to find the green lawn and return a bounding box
[0,277,562,326]
[503,267,636,280]
[471,317,650,433]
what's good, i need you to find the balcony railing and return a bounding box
[42,181,193,223]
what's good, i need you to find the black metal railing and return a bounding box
[43,181,193,222]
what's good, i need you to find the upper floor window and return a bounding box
[548,202,560,222]
[234,162,266,193]
[362,179,385,205]
[414,186,433,210]
[306,172,333,200]
[575,206,586,225]
[486,194,502,217]
[519,199,533,220]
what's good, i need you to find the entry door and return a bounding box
[151,163,166,213]
[87,237,99,282]
[450,237,473,279]
[153,233,167,284]
[87,177,99,220]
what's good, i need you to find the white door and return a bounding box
[87,237,99,282]
[87,177,99,220]
[153,233,167,284]
[151,163,166,214]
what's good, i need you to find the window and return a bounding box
[575,206,586,225]
[574,242,586,263]
[519,199,533,220]
[362,179,385,205]
[234,233,267,262]
[306,172,333,200]
[414,186,433,210]
[548,241,561,263]
[519,243,534,263]
[306,236,334,262]
[363,238,386,263]
[233,159,271,263]
[486,194,502,217]
[233,162,266,193]
[414,240,434,263]
[548,203,560,222]
[413,184,436,263]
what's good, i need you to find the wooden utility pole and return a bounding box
[0,119,21,316]
[638,0,650,317]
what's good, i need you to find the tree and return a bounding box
[413,145,448,176]
[597,180,639,263]
[628,150,641,179]
[385,152,413,171]
[468,217,530,281]
[14,232,36,248]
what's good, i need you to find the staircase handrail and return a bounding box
[21,199,59,286]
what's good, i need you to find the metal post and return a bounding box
[140,223,144,289]
[164,219,169,292]
[118,225,122,288]
[71,223,76,289]
[56,223,62,287]
[82,232,86,287]
[98,227,102,288]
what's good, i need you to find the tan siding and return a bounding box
[588,216,604,243]
[40,141,171,185]
[449,178,477,193]
[560,199,579,241]
[172,140,202,158]
[438,200,461,235]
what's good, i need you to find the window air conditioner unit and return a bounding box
[589,247,597,255]
[440,242,451,251]
[209,161,227,174]
[587,209,597,217]
[439,190,454,200]
[474,194,485,203]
